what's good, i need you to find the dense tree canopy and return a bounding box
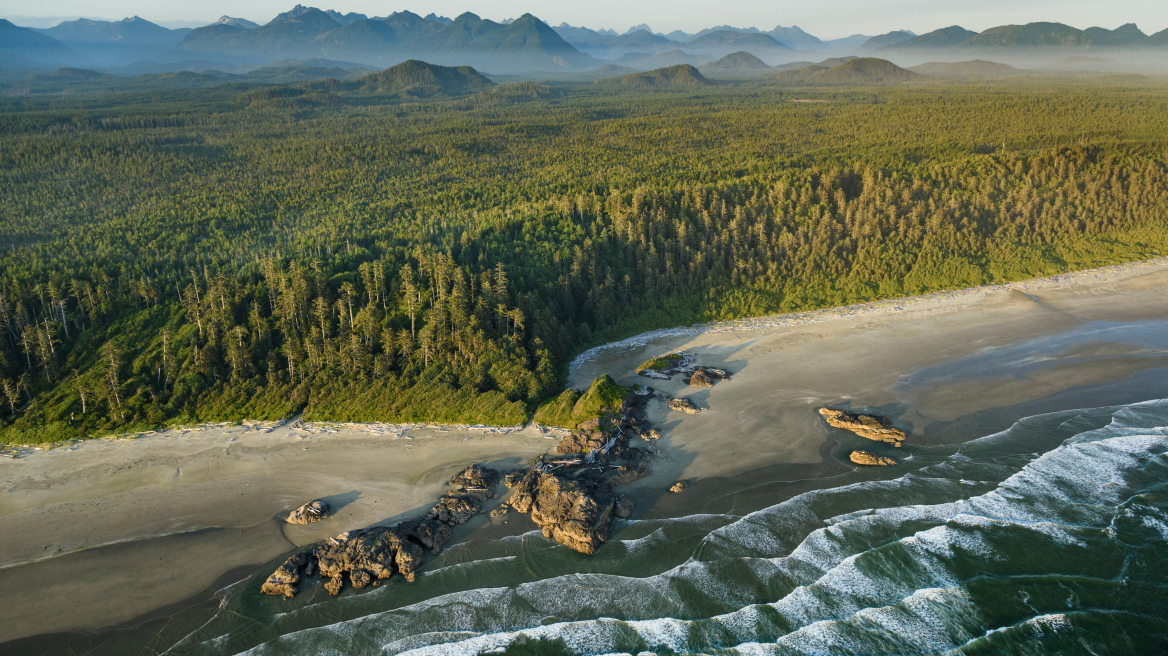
[2,78,1167,442]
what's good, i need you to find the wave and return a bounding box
[168,400,1168,656]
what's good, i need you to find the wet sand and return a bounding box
[0,423,556,643]
[3,257,1168,646]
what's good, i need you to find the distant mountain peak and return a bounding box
[424,13,453,24]
[215,16,259,29]
[625,23,653,35]
[272,4,314,22]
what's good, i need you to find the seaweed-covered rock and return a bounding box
[286,499,329,524]
[260,552,310,599]
[819,408,906,446]
[324,575,343,596]
[669,397,702,414]
[850,450,897,466]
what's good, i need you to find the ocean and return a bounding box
[161,398,1168,655]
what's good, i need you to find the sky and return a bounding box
[3,0,1167,38]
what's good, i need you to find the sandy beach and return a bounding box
[3,257,1168,646]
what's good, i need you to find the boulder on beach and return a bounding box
[669,481,689,493]
[669,397,702,414]
[262,465,503,599]
[689,370,715,387]
[818,407,906,446]
[450,464,501,490]
[286,499,329,524]
[700,367,730,380]
[850,450,897,466]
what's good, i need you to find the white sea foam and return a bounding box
[230,403,1168,656]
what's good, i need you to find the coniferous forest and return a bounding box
[3,76,1168,442]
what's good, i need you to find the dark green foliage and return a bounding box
[597,64,713,88]
[463,82,555,107]
[2,78,1168,443]
[637,354,685,373]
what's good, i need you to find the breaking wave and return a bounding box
[168,400,1168,655]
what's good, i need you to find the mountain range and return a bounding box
[4,8,1167,75]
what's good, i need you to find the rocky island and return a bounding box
[818,407,906,446]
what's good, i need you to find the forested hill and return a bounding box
[2,82,1168,443]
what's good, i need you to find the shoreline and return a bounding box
[568,255,1168,380]
[3,257,1165,458]
[3,256,1168,647]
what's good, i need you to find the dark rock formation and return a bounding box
[503,470,526,488]
[699,366,730,380]
[819,408,906,446]
[850,450,897,466]
[262,463,501,599]
[286,499,329,524]
[614,494,634,519]
[410,518,453,553]
[450,463,500,491]
[688,370,715,387]
[510,467,620,554]
[431,495,479,524]
[669,397,702,414]
[260,552,310,599]
[556,427,611,454]
[505,388,657,554]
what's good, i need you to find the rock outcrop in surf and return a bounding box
[849,450,897,466]
[669,397,702,414]
[509,385,655,554]
[262,464,502,598]
[818,407,906,446]
[262,390,666,594]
